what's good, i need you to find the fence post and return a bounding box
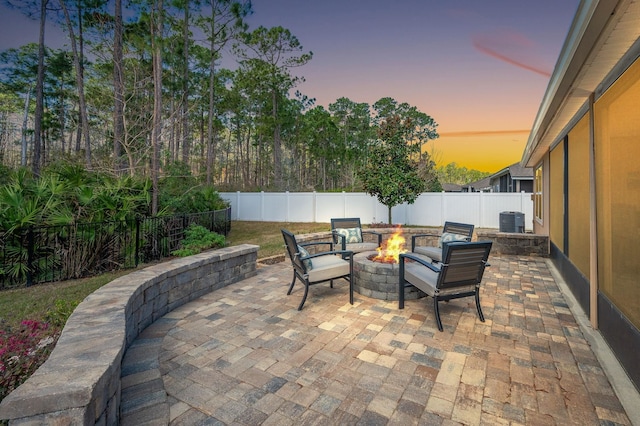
[26,226,34,287]
[479,192,484,228]
[313,191,317,222]
[135,218,140,267]
[236,191,241,220]
[286,191,290,222]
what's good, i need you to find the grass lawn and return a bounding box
[0,221,331,329]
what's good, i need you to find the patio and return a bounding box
[120,255,637,425]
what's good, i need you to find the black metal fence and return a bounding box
[0,207,231,290]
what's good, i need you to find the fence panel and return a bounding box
[221,192,534,230]
[286,193,316,222]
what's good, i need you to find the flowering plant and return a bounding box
[0,320,59,402]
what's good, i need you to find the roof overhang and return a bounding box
[521,0,640,168]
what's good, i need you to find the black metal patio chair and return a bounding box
[330,217,382,254]
[281,229,354,311]
[399,240,492,331]
[411,221,475,263]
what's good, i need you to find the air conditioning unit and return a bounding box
[499,211,525,233]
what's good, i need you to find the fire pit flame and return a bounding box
[373,227,407,264]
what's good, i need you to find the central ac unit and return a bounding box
[499,211,525,233]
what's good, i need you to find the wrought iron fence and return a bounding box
[0,207,231,290]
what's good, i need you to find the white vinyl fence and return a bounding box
[220,192,534,231]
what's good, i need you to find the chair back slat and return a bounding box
[438,242,491,290]
[331,218,362,230]
[442,221,475,239]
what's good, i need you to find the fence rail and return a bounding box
[220,191,534,230]
[0,207,231,290]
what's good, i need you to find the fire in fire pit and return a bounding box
[370,227,407,264]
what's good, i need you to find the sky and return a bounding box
[0,0,581,173]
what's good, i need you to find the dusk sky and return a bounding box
[0,0,580,173]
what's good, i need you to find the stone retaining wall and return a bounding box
[0,244,259,425]
[297,228,549,257]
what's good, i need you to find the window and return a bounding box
[534,165,543,222]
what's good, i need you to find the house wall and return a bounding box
[542,54,640,392]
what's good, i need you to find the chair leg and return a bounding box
[475,289,485,322]
[297,281,310,311]
[330,279,334,289]
[349,275,354,305]
[287,272,297,295]
[433,297,444,332]
[398,265,405,309]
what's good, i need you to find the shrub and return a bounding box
[171,224,226,257]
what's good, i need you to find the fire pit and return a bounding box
[352,229,425,301]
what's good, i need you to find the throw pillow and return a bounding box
[297,245,313,270]
[335,227,363,244]
[438,232,469,248]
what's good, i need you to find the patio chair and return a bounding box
[411,221,475,263]
[281,229,354,311]
[330,217,382,254]
[398,240,492,331]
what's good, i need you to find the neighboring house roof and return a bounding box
[506,163,533,180]
[464,176,491,192]
[522,0,640,167]
[441,183,463,192]
[491,162,533,180]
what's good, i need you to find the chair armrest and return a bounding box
[301,241,335,251]
[362,230,382,246]
[331,231,347,250]
[411,234,432,251]
[306,250,354,260]
[399,253,441,273]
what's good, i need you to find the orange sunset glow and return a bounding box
[428,130,530,172]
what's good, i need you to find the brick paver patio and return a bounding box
[121,255,636,425]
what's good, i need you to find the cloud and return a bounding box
[472,29,552,77]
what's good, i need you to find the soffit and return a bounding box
[522,0,640,167]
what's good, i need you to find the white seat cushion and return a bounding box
[307,255,350,282]
[404,262,476,297]
[345,242,379,253]
[413,246,442,262]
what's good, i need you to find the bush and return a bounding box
[171,224,226,257]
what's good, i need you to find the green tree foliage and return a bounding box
[437,162,491,185]
[234,26,313,190]
[361,100,440,224]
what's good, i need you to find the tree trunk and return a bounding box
[113,0,125,174]
[181,0,190,165]
[21,87,31,167]
[272,90,282,189]
[151,0,163,215]
[205,6,215,185]
[32,0,48,176]
[59,0,91,169]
